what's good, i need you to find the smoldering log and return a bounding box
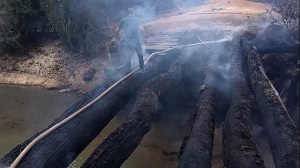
[255,44,300,54]
[242,38,300,168]
[0,48,180,168]
[222,37,265,168]
[81,48,190,168]
[178,53,220,168]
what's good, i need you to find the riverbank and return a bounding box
[0,40,108,94]
[0,0,270,93]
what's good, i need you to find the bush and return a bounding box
[1,0,177,56]
[0,0,20,53]
[270,0,299,36]
[0,0,47,54]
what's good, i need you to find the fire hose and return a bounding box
[10,38,230,168]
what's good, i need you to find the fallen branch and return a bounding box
[242,38,300,168]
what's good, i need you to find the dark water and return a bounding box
[0,84,191,168]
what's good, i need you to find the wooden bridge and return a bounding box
[1,32,299,168]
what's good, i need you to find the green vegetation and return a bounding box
[0,0,177,56]
[3,0,297,56]
[40,0,118,55]
[0,0,112,55]
[0,0,26,53]
[269,0,299,36]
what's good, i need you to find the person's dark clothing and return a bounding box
[123,42,143,73]
[118,16,144,72]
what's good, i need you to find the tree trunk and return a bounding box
[242,38,300,168]
[0,48,180,168]
[178,53,219,168]
[81,49,189,168]
[222,37,265,168]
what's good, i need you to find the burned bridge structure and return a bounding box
[1,31,299,168]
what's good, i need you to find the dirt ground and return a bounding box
[145,0,270,34]
[0,0,270,93]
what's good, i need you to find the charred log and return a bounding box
[242,38,300,168]
[255,44,300,54]
[81,49,190,168]
[0,48,180,168]
[178,53,220,168]
[222,37,265,168]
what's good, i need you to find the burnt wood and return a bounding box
[0,48,180,168]
[255,40,300,54]
[242,38,300,168]
[256,45,300,54]
[222,37,265,168]
[178,52,220,168]
[81,49,189,168]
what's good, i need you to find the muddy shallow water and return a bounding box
[0,85,82,158]
[0,84,192,168]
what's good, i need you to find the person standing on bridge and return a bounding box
[116,8,146,74]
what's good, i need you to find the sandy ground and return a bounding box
[0,40,108,93]
[146,0,270,34]
[0,0,270,93]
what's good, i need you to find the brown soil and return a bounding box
[145,0,270,34]
[0,40,108,93]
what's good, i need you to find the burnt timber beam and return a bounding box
[0,48,180,168]
[256,44,300,54]
[81,49,190,168]
[178,52,220,168]
[242,38,300,168]
[222,37,265,168]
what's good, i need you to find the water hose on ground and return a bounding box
[10,38,230,168]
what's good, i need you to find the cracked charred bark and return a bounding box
[81,49,190,168]
[178,53,219,168]
[222,37,265,168]
[0,48,180,168]
[255,44,300,54]
[243,38,300,168]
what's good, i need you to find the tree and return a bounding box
[0,0,20,53]
[270,0,299,36]
[0,0,46,54]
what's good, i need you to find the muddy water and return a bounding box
[69,106,191,168]
[0,85,82,158]
[0,85,191,168]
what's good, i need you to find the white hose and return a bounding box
[9,39,228,168]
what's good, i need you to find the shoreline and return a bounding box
[0,72,60,89]
[0,0,270,93]
[0,39,108,94]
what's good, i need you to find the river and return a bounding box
[0,84,191,168]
